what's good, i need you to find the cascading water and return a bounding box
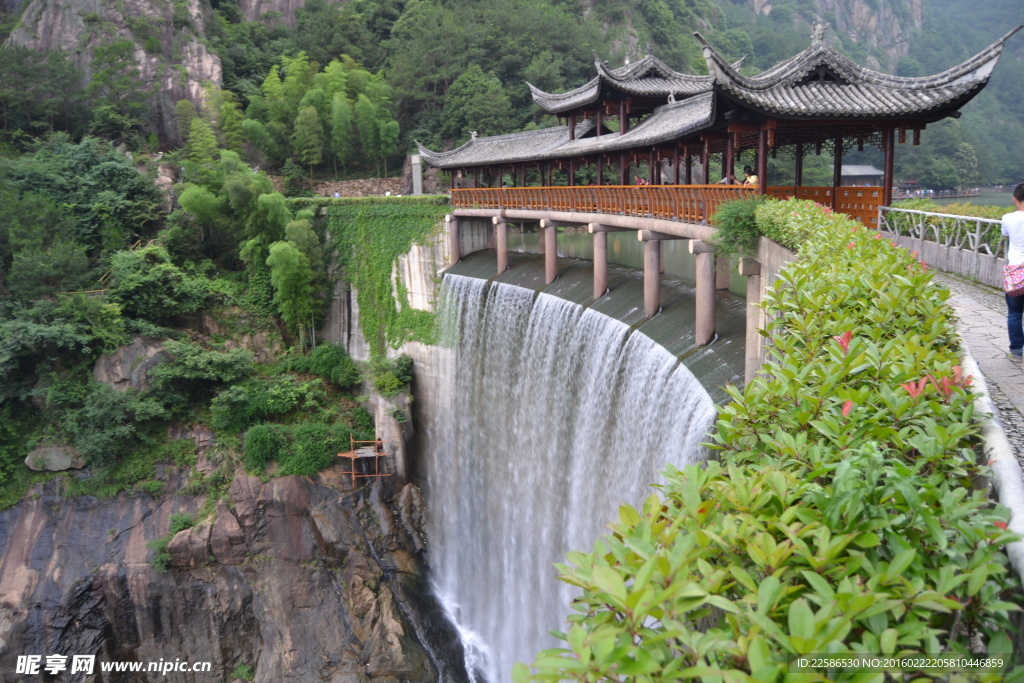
[422,274,718,683]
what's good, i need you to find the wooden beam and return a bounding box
[883,127,894,207]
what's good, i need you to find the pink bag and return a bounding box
[1004,263,1024,297]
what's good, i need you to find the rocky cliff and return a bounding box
[7,0,221,141]
[0,468,469,682]
[749,0,923,69]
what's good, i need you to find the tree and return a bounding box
[292,106,325,187]
[174,99,198,145]
[330,93,355,174]
[953,142,980,189]
[87,39,151,142]
[266,240,315,339]
[354,94,381,174]
[186,117,220,164]
[440,64,513,141]
[220,97,246,154]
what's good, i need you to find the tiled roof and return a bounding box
[530,52,718,114]
[416,121,595,168]
[417,94,714,168]
[421,27,1022,169]
[695,25,1021,117]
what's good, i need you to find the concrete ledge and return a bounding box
[452,208,715,242]
[961,348,1024,590]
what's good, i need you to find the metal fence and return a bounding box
[879,206,1005,259]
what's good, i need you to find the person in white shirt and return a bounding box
[1001,182,1024,359]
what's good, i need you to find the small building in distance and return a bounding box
[841,165,884,186]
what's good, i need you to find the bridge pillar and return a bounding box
[493,217,508,274]
[716,255,731,289]
[540,219,558,284]
[446,215,460,265]
[739,257,762,385]
[690,240,717,346]
[589,223,630,300]
[643,239,661,317]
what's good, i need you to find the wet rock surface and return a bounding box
[0,472,469,682]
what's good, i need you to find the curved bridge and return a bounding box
[444,185,835,383]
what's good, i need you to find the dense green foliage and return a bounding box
[710,195,766,257]
[518,200,1021,680]
[281,343,362,389]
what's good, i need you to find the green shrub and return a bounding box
[370,354,413,396]
[48,380,167,469]
[352,406,374,438]
[148,536,172,572]
[169,512,195,534]
[710,195,765,256]
[107,245,211,322]
[149,341,255,407]
[231,664,255,681]
[279,422,345,476]
[210,375,325,433]
[242,424,285,472]
[282,343,362,389]
[518,200,1023,681]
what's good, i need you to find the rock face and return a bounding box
[93,337,169,393]
[0,473,469,682]
[7,0,222,141]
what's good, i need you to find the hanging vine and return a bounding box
[311,196,449,358]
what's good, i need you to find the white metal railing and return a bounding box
[878,206,1005,259]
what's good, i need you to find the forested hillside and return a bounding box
[2,0,1019,184]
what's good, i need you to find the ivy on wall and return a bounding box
[305,196,449,358]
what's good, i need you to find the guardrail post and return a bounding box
[738,257,762,384]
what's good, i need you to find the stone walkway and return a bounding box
[933,272,1024,463]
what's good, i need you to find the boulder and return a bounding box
[210,501,247,565]
[24,445,85,472]
[166,522,211,568]
[93,337,168,392]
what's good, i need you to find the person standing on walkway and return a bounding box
[1002,182,1024,359]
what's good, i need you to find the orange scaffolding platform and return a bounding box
[337,436,391,487]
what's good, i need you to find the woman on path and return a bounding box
[1002,182,1024,359]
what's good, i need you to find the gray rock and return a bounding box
[93,337,169,392]
[23,445,85,471]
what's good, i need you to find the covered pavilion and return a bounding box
[419,23,1021,227]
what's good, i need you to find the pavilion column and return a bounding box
[883,127,895,207]
[757,128,768,195]
[620,153,628,185]
[446,214,460,265]
[702,140,710,184]
[569,160,575,187]
[832,136,843,210]
[619,100,629,135]
[690,240,717,346]
[597,155,604,185]
[569,115,576,141]
[672,147,680,184]
[739,257,762,384]
[684,147,693,184]
[596,109,603,137]
[725,136,734,184]
[648,149,656,184]
[794,142,804,189]
[541,219,558,284]
[493,217,508,274]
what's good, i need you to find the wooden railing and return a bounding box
[451,185,885,226]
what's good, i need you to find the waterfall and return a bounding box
[422,274,718,683]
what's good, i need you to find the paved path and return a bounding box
[934,273,1024,461]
